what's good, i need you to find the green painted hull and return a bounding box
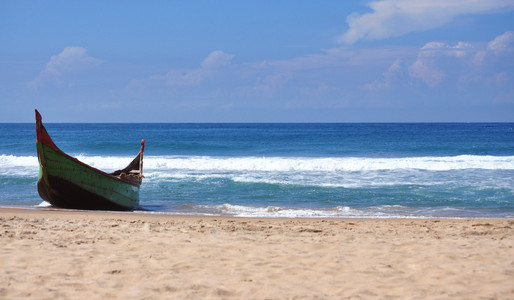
[35,109,144,211]
[37,143,140,210]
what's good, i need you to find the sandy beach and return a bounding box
[0,208,513,299]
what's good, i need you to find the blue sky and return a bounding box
[1,1,514,122]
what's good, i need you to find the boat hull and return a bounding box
[36,127,142,211]
[37,175,136,211]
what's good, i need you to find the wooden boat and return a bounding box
[35,109,145,211]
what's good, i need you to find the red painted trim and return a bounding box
[35,109,60,152]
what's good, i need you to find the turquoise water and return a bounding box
[1,123,513,218]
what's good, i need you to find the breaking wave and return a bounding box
[2,153,513,175]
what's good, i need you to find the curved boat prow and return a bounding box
[35,109,59,152]
[35,109,145,211]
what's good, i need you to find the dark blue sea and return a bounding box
[1,122,513,218]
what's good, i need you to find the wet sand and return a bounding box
[1,207,513,299]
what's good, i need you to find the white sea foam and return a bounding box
[142,155,514,172]
[0,155,39,168]
[161,203,438,218]
[3,154,513,179]
[217,204,367,218]
[37,201,51,207]
[0,154,139,176]
[0,155,39,176]
[146,203,514,218]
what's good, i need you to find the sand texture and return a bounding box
[1,208,513,299]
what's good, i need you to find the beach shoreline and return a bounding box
[1,207,513,299]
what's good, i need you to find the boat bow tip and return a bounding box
[35,109,42,123]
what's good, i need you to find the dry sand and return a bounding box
[0,207,513,299]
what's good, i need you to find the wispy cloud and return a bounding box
[30,47,101,87]
[487,30,514,54]
[201,50,235,69]
[338,0,514,44]
[166,50,235,86]
[127,50,235,94]
[408,56,446,87]
[474,30,514,64]
[253,46,410,73]
[238,72,293,98]
[408,41,473,87]
[127,31,514,109]
[361,58,404,90]
[357,31,514,89]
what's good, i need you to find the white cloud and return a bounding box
[474,31,514,65]
[236,71,293,99]
[362,58,403,90]
[253,72,292,93]
[166,50,235,86]
[420,41,473,57]
[409,58,445,87]
[31,47,101,86]
[253,50,351,72]
[166,69,207,87]
[129,31,513,102]
[473,50,487,65]
[409,41,474,86]
[487,31,514,53]
[201,50,235,69]
[254,46,409,74]
[338,0,514,44]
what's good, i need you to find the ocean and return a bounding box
[1,122,513,218]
